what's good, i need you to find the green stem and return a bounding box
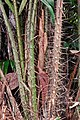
[27,0,32,41]
[13,0,24,78]
[24,1,33,119]
[26,0,38,119]
[0,0,27,118]
[30,0,38,118]
[78,0,80,89]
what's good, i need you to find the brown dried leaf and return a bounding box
[1,72,18,90]
[38,71,49,106]
[38,9,48,107]
[0,70,23,120]
[38,18,44,69]
[38,10,47,70]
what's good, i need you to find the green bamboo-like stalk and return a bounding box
[0,0,27,118]
[13,0,24,78]
[30,0,38,116]
[26,0,38,119]
[26,0,33,117]
[27,0,32,41]
[78,0,80,89]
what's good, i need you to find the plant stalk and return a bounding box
[0,1,27,118]
[78,0,80,89]
[26,0,38,119]
[30,0,38,117]
[13,0,24,78]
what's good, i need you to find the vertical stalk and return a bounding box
[26,0,38,119]
[13,0,24,78]
[26,0,33,118]
[27,0,32,42]
[78,0,80,89]
[0,1,27,118]
[30,0,38,116]
[52,0,63,118]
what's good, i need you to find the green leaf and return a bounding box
[0,61,3,70]
[55,117,61,120]
[47,0,54,8]
[3,60,9,75]
[41,0,55,23]
[69,0,75,5]
[10,60,16,71]
[64,42,69,48]
[4,0,14,13]
[19,0,27,15]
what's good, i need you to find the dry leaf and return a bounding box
[1,72,18,90]
[38,10,47,70]
[38,71,49,106]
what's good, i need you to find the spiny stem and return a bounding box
[13,0,24,78]
[0,1,27,118]
[30,0,38,116]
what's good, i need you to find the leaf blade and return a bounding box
[47,0,54,8]
[10,60,16,71]
[19,0,27,15]
[4,0,14,13]
[41,0,55,23]
[3,60,9,75]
